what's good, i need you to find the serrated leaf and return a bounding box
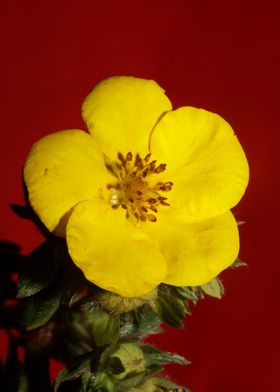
[91,309,120,347]
[17,239,66,298]
[156,291,187,328]
[23,280,62,330]
[142,345,189,367]
[201,278,224,299]
[176,286,202,302]
[54,352,92,392]
[136,304,161,335]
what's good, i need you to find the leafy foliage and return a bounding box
[0,217,244,391]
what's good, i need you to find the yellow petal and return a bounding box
[150,107,249,218]
[82,76,172,158]
[66,199,167,297]
[143,210,239,286]
[24,130,112,234]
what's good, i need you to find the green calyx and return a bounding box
[97,289,158,314]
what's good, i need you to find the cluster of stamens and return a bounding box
[106,151,173,223]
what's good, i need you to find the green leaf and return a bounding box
[91,308,120,347]
[155,289,188,328]
[81,370,94,392]
[152,377,190,391]
[142,345,189,367]
[117,368,161,389]
[201,278,224,299]
[175,286,203,302]
[54,352,92,392]
[17,238,66,298]
[119,304,161,340]
[93,372,115,392]
[136,304,161,336]
[23,280,62,330]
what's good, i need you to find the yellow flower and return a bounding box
[24,76,249,297]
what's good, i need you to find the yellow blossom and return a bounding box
[24,76,249,297]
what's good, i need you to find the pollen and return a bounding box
[106,152,173,223]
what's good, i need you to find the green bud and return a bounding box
[97,289,158,314]
[111,343,145,380]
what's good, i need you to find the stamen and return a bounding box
[148,214,157,222]
[155,163,166,173]
[106,151,173,224]
[118,152,126,164]
[140,214,147,222]
[126,151,133,161]
[149,160,156,171]
[144,152,151,162]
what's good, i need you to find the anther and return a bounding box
[137,190,142,196]
[159,185,172,191]
[149,160,156,171]
[118,152,126,164]
[121,204,127,209]
[148,214,157,222]
[155,163,166,173]
[126,152,133,161]
[141,206,148,212]
[135,154,143,168]
[144,153,151,162]
[140,214,147,222]
[148,198,157,204]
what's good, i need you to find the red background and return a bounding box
[0,1,279,390]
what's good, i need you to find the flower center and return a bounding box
[106,152,173,223]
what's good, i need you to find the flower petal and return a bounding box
[150,107,249,218]
[143,210,239,286]
[24,130,112,234]
[82,76,172,158]
[66,199,167,297]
